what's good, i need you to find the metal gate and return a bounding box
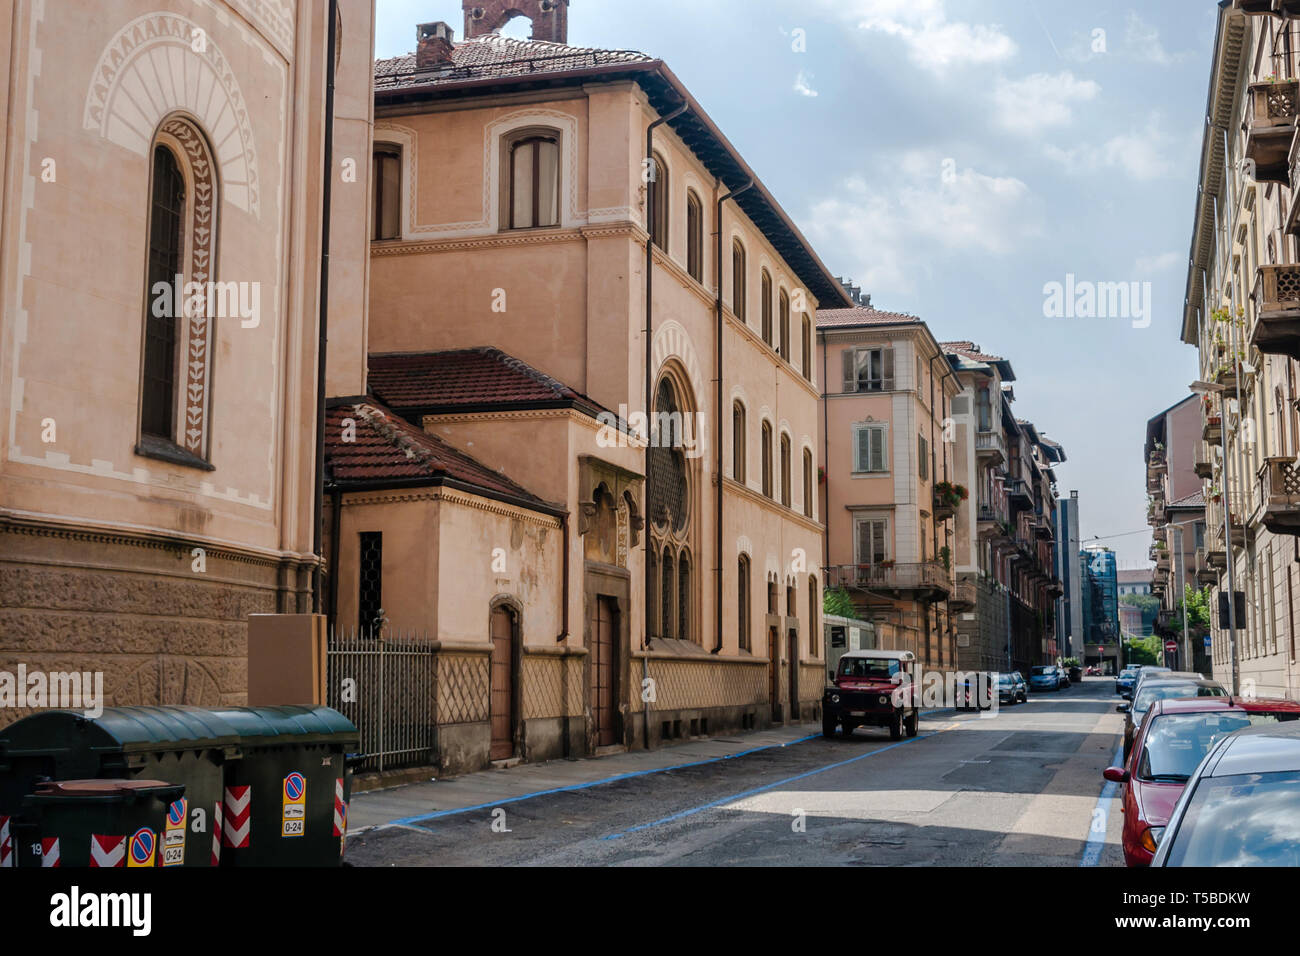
[326,628,436,773]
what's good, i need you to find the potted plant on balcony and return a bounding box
[879,559,895,570]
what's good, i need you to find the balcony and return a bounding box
[824,563,952,603]
[1194,452,1214,479]
[1212,362,1240,391]
[1251,264,1300,360]
[1203,415,1223,443]
[1147,450,1167,475]
[1155,549,1170,570]
[1195,548,1218,586]
[1245,80,1299,185]
[1004,477,1033,512]
[1033,512,1052,539]
[932,482,965,522]
[1237,1,1300,15]
[1259,457,1300,535]
[975,430,1005,464]
[1206,546,1227,570]
[948,575,977,611]
[1215,509,1247,549]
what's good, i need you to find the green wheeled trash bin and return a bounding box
[206,706,359,867]
[0,706,240,868]
[20,779,184,867]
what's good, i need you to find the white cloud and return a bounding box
[1124,12,1185,66]
[1044,114,1174,181]
[804,153,1042,296]
[1135,252,1182,274]
[825,0,1017,72]
[994,72,1100,136]
[794,70,819,97]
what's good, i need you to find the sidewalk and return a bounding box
[347,722,823,833]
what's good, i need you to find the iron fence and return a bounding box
[326,627,437,774]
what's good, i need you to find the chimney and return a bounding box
[463,1,569,44]
[415,21,455,70]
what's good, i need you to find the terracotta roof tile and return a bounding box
[816,306,921,329]
[940,341,1006,363]
[368,348,610,418]
[1168,491,1206,509]
[323,401,554,510]
[375,34,654,92]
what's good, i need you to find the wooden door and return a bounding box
[591,596,618,747]
[768,626,780,721]
[787,629,799,722]
[489,606,514,761]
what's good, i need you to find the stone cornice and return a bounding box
[338,486,563,528]
[721,477,825,535]
[0,509,315,570]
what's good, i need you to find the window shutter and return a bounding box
[842,349,856,393]
[855,427,870,472]
[857,521,871,564]
[882,348,895,391]
[873,521,887,562]
[870,426,887,472]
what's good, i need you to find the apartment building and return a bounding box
[0,0,375,723]
[1181,3,1300,698]
[326,0,846,770]
[943,343,1066,675]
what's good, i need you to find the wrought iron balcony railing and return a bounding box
[1251,264,1300,360]
[823,562,952,602]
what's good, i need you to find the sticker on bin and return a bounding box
[162,797,186,867]
[41,837,60,867]
[333,777,347,838]
[282,771,306,838]
[127,827,156,867]
[90,834,125,867]
[0,815,12,868]
[223,785,250,849]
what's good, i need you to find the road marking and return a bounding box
[600,733,935,840]
[1080,739,1124,867]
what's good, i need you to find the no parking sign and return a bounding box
[282,772,306,838]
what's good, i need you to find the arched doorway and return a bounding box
[489,604,517,761]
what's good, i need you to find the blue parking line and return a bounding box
[601,732,933,840]
[1080,739,1125,867]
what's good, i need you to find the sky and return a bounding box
[374,0,1219,569]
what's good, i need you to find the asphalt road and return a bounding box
[347,676,1127,866]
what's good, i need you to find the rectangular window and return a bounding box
[977,388,992,431]
[373,148,401,240]
[841,347,895,393]
[853,423,888,473]
[855,517,889,564]
[918,434,929,481]
[510,136,559,229]
[358,532,383,636]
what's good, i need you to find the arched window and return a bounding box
[686,189,703,280]
[509,133,559,229]
[139,116,218,463]
[761,422,773,498]
[801,314,812,381]
[779,289,791,360]
[732,240,747,321]
[650,150,669,250]
[732,401,746,482]
[803,448,814,517]
[780,434,792,507]
[760,270,772,343]
[372,146,401,240]
[808,575,819,656]
[648,374,698,643]
[738,555,751,651]
[677,553,691,642]
[648,546,659,637]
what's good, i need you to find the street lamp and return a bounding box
[1189,378,1238,694]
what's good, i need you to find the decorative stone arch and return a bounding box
[578,456,644,567]
[736,534,754,558]
[83,12,260,216]
[651,321,706,430]
[486,109,581,231]
[139,113,220,461]
[487,593,524,756]
[464,0,570,42]
[647,362,701,643]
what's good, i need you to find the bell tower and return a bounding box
[462,1,570,44]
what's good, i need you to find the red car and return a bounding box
[1103,696,1300,866]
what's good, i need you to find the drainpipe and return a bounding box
[311,0,338,615]
[642,99,687,749]
[713,176,754,655]
[556,514,570,643]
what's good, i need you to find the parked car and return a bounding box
[1119,676,1228,761]
[997,671,1028,706]
[1152,719,1300,866]
[823,649,919,740]
[1128,666,1172,703]
[1104,696,1300,866]
[1030,665,1064,692]
[1115,665,1141,698]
